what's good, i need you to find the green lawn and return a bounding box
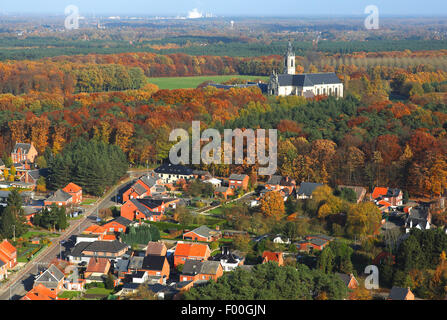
[207,203,235,216]
[147,75,268,90]
[80,198,97,205]
[85,287,113,295]
[58,291,81,299]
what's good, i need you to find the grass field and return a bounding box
[147,75,268,90]
[58,291,81,299]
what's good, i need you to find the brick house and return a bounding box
[0,239,17,270]
[173,242,211,267]
[262,251,284,266]
[180,260,223,282]
[120,198,169,222]
[102,216,133,234]
[11,142,38,164]
[140,255,170,279]
[84,257,111,281]
[228,174,249,191]
[33,264,65,294]
[214,186,234,200]
[21,284,62,300]
[122,175,164,203]
[146,241,167,256]
[19,169,41,186]
[183,226,222,242]
[297,235,333,251]
[372,187,403,206]
[265,175,296,194]
[44,189,73,207]
[63,182,83,204]
[83,225,107,240]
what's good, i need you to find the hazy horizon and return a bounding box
[0,0,446,17]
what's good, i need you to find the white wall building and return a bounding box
[268,41,343,98]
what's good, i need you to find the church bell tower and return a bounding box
[284,41,296,75]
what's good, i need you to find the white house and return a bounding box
[209,247,243,272]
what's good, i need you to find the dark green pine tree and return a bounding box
[0,207,16,239]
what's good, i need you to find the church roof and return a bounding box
[277,73,342,87]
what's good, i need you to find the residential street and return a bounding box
[0,173,139,300]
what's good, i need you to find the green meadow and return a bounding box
[147,75,268,90]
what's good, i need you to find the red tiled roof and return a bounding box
[0,239,16,257]
[175,243,209,258]
[0,251,9,264]
[63,182,82,193]
[103,234,117,241]
[262,251,282,263]
[378,200,392,207]
[86,257,110,274]
[83,225,107,235]
[21,284,58,300]
[372,187,388,200]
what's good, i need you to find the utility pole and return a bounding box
[12,225,15,242]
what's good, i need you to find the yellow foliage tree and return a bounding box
[260,191,285,221]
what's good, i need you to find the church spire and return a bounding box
[284,41,296,75]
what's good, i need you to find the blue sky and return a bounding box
[2,0,446,16]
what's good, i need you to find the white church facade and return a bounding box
[268,42,344,98]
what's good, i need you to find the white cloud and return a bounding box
[187,8,203,19]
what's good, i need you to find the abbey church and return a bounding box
[268,42,344,98]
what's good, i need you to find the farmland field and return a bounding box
[147,75,269,90]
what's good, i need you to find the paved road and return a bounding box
[0,175,137,300]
